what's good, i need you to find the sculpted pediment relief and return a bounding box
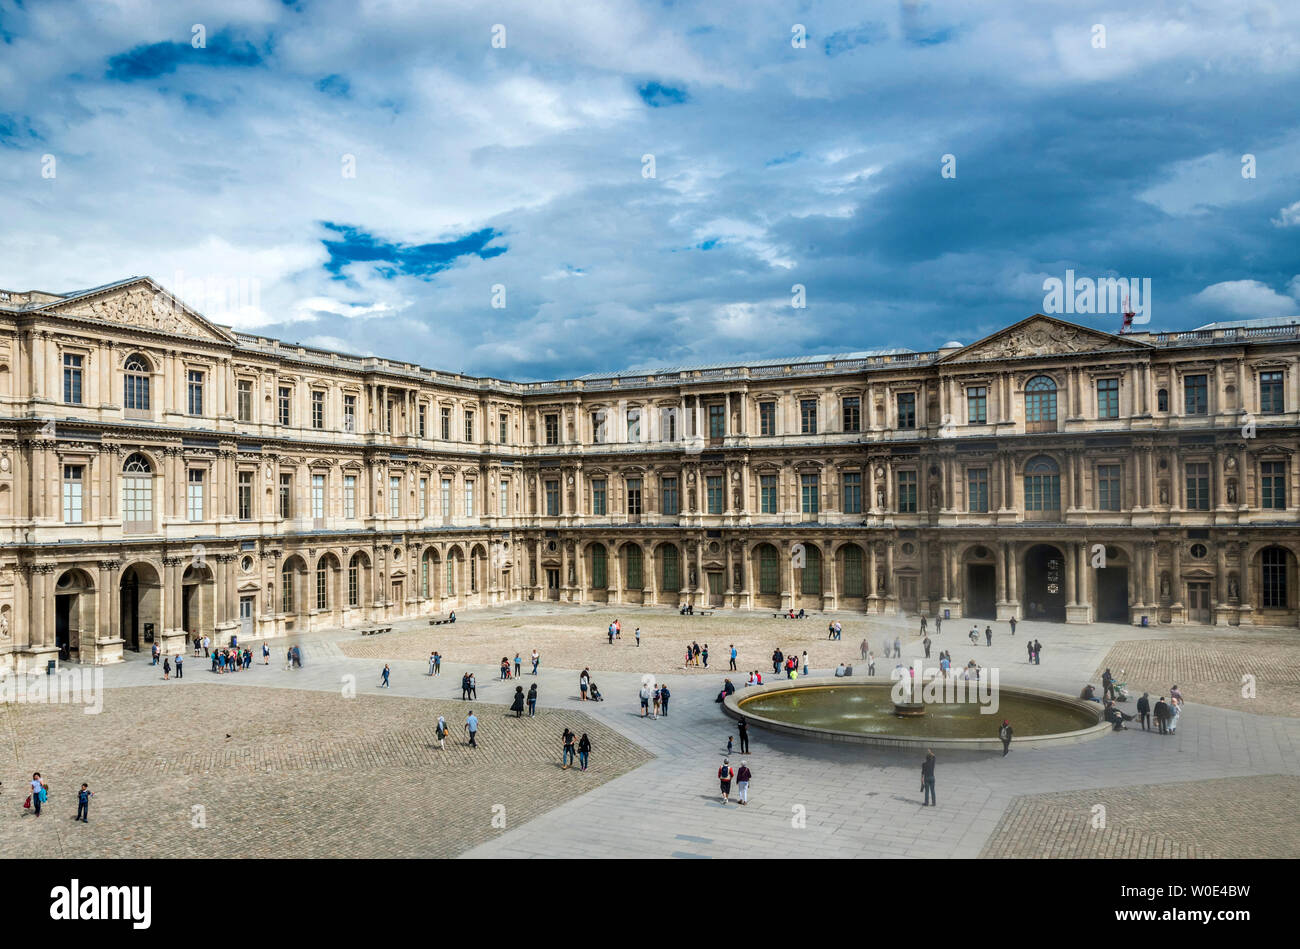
[43,280,236,344]
[939,315,1149,364]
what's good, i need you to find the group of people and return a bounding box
[1135,687,1184,735]
[579,668,604,702]
[561,728,593,770]
[510,683,539,717]
[969,624,994,646]
[1026,640,1043,664]
[683,641,708,668]
[826,620,843,639]
[213,647,253,674]
[23,773,94,822]
[770,647,807,679]
[638,681,671,717]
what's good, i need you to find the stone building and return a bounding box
[1,276,1298,667]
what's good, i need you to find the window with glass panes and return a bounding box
[760,474,778,513]
[897,470,917,513]
[800,473,819,515]
[625,546,643,587]
[1262,547,1287,608]
[1097,378,1119,419]
[348,560,359,605]
[708,403,726,438]
[122,455,153,531]
[896,392,916,429]
[626,478,642,516]
[63,353,83,404]
[421,557,430,597]
[591,544,607,588]
[344,474,356,519]
[316,564,327,610]
[1026,376,1057,422]
[759,401,776,435]
[842,397,861,432]
[662,545,680,589]
[440,407,451,440]
[706,475,724,513]
[660,477,677,516]
[441,478,451,516]
[277,386,291,425]
[464,410,474,442]
[500,479,509,516]
[1261,461,1286,509]
[418,404,426,438]
[187,468,204,521]
[279,473,292,518]
[842,472,862,513]
[544,414,559,445]
[63,465,84,523]
[801,545,822,595]
[419,478,428,518]
[759,546,780,594]
[1260,371,1284,414]
[311,390,325,429]
[499,413,509,443]
[237,379,252,421]
[1184,375,1208,415]
[464,481,475,517]
[187,369,204,415]
[1186,462,1211,510]
[312,474,325,520]
[626,409,640,441]
[592,479,607,516]
[592,410,607,443]
[967,468,988,513]
[967,386,987,424]
[281,565,294,613]
[800,399,818,434]
[238,471,253,520]
[1097,464,1121,510]
[545,479,559,516]
[126,356,152,412]
[1024,457,1060,510]
[843,545,865,596]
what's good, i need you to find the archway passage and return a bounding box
[120,563,162,652]
[965,564,996,619]
[1024,544,1066,622]
[1096,567,1129,622]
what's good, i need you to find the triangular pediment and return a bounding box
[937,315,1151,364]
[36,277,237,345]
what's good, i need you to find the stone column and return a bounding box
[1238,542,1254,625]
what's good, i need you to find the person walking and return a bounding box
[1136,691,1151,730]
[531,649,540,675]
[435,715,447,750]
[921,749,937,806]
[893,636,902,659]
[867,651,876,676]
[175,654,183,679]
[985,625,993,647]
[607,624,615,645]
[561,728,576,769]
[380,664,391,689]
[635,627,641,647]
[510,686,525,718]
[1154,696,1170,735]
[580,668,590,701]
[659,683,671,717]
[577,733,591,772]
[735,760,752,805]
[162,657,171,681]
[152,641,160,666]
[737,719,750,754]
[1101,668,1115,701]
[465,710,479,748]
[998,719,1013,756]
[28,772,47,817]
[1008,616,1017,636]
[702,644,709,669]
[1033,640,1042,665]
[922,635,932,659]
[514,653,522,678]
[772,648,783,676]
[860,638,869,660]
[718,759,734,805]
[639,683,652,718]
[920,616,928,635]
[262,642,269,665]
[433,651,441,676]
[802,650,809,676]
[527,683,538,717]
[1168,696,1181,734]
[75,783,92,823]
[729,644,737,671]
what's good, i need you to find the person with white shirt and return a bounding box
[835,663,847,677]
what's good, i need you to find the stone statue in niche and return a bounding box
[689,567,698,588]
[1160,573,1170,598]
[876,485,886,508]
[1226,480,1237,504]
[1228,577,1239,600]
[876,567,887,594]
[734,487,742,509]
[929,485,940,509]
[688,488,697,511]
[568,563,576,585]
[1158,484,1169,505]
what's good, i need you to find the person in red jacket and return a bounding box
[718,759,734,805]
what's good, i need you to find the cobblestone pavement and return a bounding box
[979,775,1300,858]
[0,685,649,858]
[1096,637,1300,717]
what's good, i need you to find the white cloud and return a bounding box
[1194,280,1297,317]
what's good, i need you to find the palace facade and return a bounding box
[2,276,1299,667]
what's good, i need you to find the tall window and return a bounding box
[311,390,325,429]
[124,354,151,412]
[843,545,864,597]
[344,474,356,519]
[187,468,205,521]
[348,559,359,607]
[967,386,987,424]
[312,474,325,520]
[1023,455,1061,511]
[842,472,862,514]
[625,545,643,588]
[760,474,778,513]
[441,478,451,517]
[1025,376,1057,425]
[591,544,607,588]
[842,397,861,433]
[662,546,680,590]
[281,564,294,613]
[626,478,642,516]
[63,465,84,523]
[499,413,508,443]
[708,403,726,439]
[896,392,916,429]
[759,545,779,595]
[238,471,253,520]
[1260,371,1284,414]
[316,562,328,610]
[1097,378,1119,419]
[759,401,776,436]
[419,478,428,518]
[1184,374,1208,415]
[1157,388,1169,412]
[592,479,607,516]
[278,386,291,426]
[279,473,293,519]
[418,405,427,438]
[1185,462,1211,510]
[499,479,508,516]
[1262,547,1288,608]
[440,407,451,440]
[544,414,559,445]
[421,556,430,597]
[186,370,204,415]
[236,379,252,422]
[626,408,640,441]
[464,410,474,442]
[389,476,401,518]
[343,393,356,432]
[63,353,83,404]
[545,479,560,516]
[801,545,822,596]
[897,470,917,513]
[706,475,724,514]
[464,480,475,517]
[122,454,153,532]
[658,407,674,442]
[967,468,988,513]
[800,473,819,515]
[1097,464,1122,511]
[1261,461,1287,510]
[592,410,607,443]
[660,477,677,516]
[800,399,818,434]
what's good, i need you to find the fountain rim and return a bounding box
[722,677,1110,751]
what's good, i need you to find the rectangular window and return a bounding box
[760,474,778,514]
[626,478,642,516]
[316,566,327,611]
[187,370,205,415]
[464,411,474,442]
[842,472,862,513]
[418,404,427,439]
[1097,378,1120,419]
[1097,464,1121,511]
[238,471,253,520]
[311,390,325,429]
[1024,471,1061,511]
[441,478,451,517]
[706,475,724,514]
[1262,461,1287,510]
[708,404,726,439]
[1186,462,1211,510]
[659,407,675,442]
[279,473,292,519]
[967,468,988,513]
[896,392,916,429]
[187,468,205,522]
[343,474,356,519]
[544,414,559,445]
[897,470,917,513]
[385,401,393,433]
[800,473,819,515]
[312,474,325,520]
[389,475,401,518]
[343,394,356,433]
[626,409,640,442]
[62,465,84,523]
[419,478,428,518]
[349,563,358,606]
[660,477,677,516]
[1184,374,1208,415]
[63,353,83,404]
[440,407,451,440]
[842,397,861,433]
[278,386,291,426]
[545,479,560,516]
[759,401,776,436]
[237,380,253,422]
[499,413,508,443]
[967,386,987,424]
[500,479,509,516]
[464,481,475,517]
[800,399,818,435]
[592,479,607,516]
[1260,371,1285,414]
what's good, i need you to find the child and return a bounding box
[76,784,92,823]
[727,735,734,755]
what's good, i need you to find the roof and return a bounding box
[576,348,915,379]
[1192,316,1300,330]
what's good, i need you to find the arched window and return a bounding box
[348,555,360,606]
[1157,388,1169,412]
[1024,455,1061,511]
[316,562,328,610]
[1262,546,1288,609]
[590,544,607,588]
[662,545,680,590]
[122,453,154,532]
[281,563,295,613]
[758,544,780,595]
[801,544,823,595]
[421,554,430,598]
[1025,375,1058,425]
[842,545,865,597]
[124,354,151,412]
[625,545,643,588]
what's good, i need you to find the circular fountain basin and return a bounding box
[724,678,1108,751]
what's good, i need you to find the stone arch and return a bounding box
[586,542,609,602]
[180,562,215,641]
[119,560,162,654]
[347,550,372,615]
[656,541,683,605]
[751,542,782,608]
[54,567,96,658]
[836,541,867,602]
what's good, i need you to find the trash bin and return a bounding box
[46,659,56,675]
[943,609,951,620]
[1140,615,1149,627]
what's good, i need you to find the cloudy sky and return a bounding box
[3,0,1299,379]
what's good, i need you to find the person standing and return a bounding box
[1027,640,1034,664]
[577,733,592,772]
[562,728,576,769]
[429,652,437,676]
[75,784,93,823]
[659,683,671,717]
[1033,640,1042,665]
[461,673,471,700]
[867,651,876,676]
[510,686,525,718]
[639,682,652,717]
[1101,668,1115,701]
[468,673,477,699]
[152,641,160,666]
[729,644,737,671]
[514,653,522,678]
[435,715,447,749]
[772,648,783,676]
[737,719,750,754]
[29,772,47,817]
[433,652,441,676]
[202,635,210,657]
[1168,696,1181,734]
[921,749,937,806]
[1008,616,1016,636]
[580,668,590,701]
[985,625,993,647]
[922,636,932,659]
[635,627,641,647]
[802,650,809,676]
[527,683,538,717]
[702,644,709,668]
[262,642,269,665]
[1154,696,1170,735]
[1136,691,1151,730]
[607,624,614,645]
[920,616,928,635]
[735,761,752,805]
[175,654,183,679]
[465,710,479,748]
[380,664,391,688]
[998,720,1013,756]
[860,638,869,660]
[893,636,902,659]
[162,657,171,681]
[531,649,539,675]
[718,759,734,805]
